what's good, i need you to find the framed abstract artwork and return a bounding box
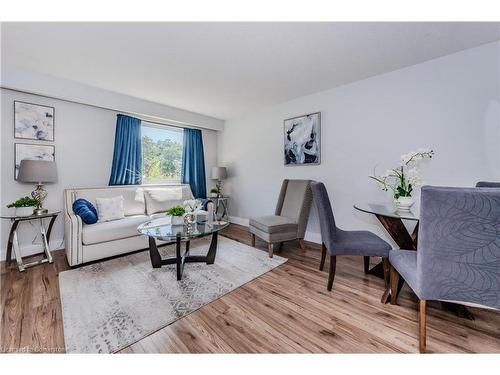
[14,143,55,180]
[284,112,321,165]
[14,101,55,141]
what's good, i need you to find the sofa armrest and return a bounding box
[64,190,83,266]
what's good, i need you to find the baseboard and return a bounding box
[228,215,249,226]
[0,238,65,261]
[228,216,322,244]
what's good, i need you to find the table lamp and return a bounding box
[211,167,227,197]
[17,160,58,215]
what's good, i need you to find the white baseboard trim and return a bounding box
[0,238,65,262]
[228,215,249,226]
[228,215,321,244]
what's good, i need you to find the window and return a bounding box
[141,123,183,183]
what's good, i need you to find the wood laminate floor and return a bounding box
[1,224,499,353]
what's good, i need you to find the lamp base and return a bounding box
[33,208,48,215]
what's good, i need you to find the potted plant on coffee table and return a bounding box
[166,205,186,225]
[7,196,39,216]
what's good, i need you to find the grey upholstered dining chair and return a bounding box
[249,179,312,258]
[311,182,392,293]
[476,181,500,188]
[389,186,500,353]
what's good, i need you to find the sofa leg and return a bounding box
[298,239,306,251]
[327,255,336,291]
[319,243,326,271]
[390,264,400,305]
[251,233,255,247]
[419,300,427,353]
[268,243,274,258]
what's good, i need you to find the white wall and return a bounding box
[0,89,218,260]
[218,41,500,245]
[2,66,225,131]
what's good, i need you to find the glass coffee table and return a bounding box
[137,218,230,280]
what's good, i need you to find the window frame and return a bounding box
[141,121,184,185]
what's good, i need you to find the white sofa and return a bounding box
[64,184,210,266]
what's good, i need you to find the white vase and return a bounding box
[170,216,184,226]
[16,207,34,216]
[395,196,414,211]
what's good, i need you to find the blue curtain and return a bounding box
[108,114,142,185]
[182,128,207,198]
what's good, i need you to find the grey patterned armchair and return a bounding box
[249,179,312,257]
[389,186,500,353]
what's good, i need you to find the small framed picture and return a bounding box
[14,101,55,141]
[15,143,55,180]
[284,112,321,165]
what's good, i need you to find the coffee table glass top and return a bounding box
[353,203,419,221]
[137,217,230,240]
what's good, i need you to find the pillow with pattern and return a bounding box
[95,196,125,222]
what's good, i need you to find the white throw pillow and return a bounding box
[144,187,186,215]
[95,196,125,222]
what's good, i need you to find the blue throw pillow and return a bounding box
[72,198,98,224]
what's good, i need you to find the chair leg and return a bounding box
[327,255,337,291]
[277,242,283,253]
[364,256,370,274]
[380,257,391,303]
[251,233,255,247]
[419,300,427,353]
[319,243,326,271]
[390,264,400,305]
[298,239,306,251]
[382,258,390,287]
[268,243,274,258]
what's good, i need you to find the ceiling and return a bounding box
[2,22,499,120]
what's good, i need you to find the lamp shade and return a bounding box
[17,160,58,183]
[211,167,227,180]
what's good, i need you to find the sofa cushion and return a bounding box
[95,196,125,222]
[76,187,145,216]
[144,186,193,215]
[249,215,298,234]
[72,198,98,224]
[82,215,149,245]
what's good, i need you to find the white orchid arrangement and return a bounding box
[370,148,434,199]
[183,199,202,213]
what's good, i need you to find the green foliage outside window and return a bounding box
[142,135,183,181]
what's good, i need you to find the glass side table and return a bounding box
[0,211,60,272]
[209,196,229,222]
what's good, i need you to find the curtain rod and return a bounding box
[0,86,205,131]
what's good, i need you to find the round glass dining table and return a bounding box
[354,202,419,251]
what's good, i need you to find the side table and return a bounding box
[1,211,60,272]
[210,196,229,221]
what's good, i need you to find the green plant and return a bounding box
[370,149,434,199]
[6,196,38,208]
[210,186,220,194]
[166,205,185,216]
